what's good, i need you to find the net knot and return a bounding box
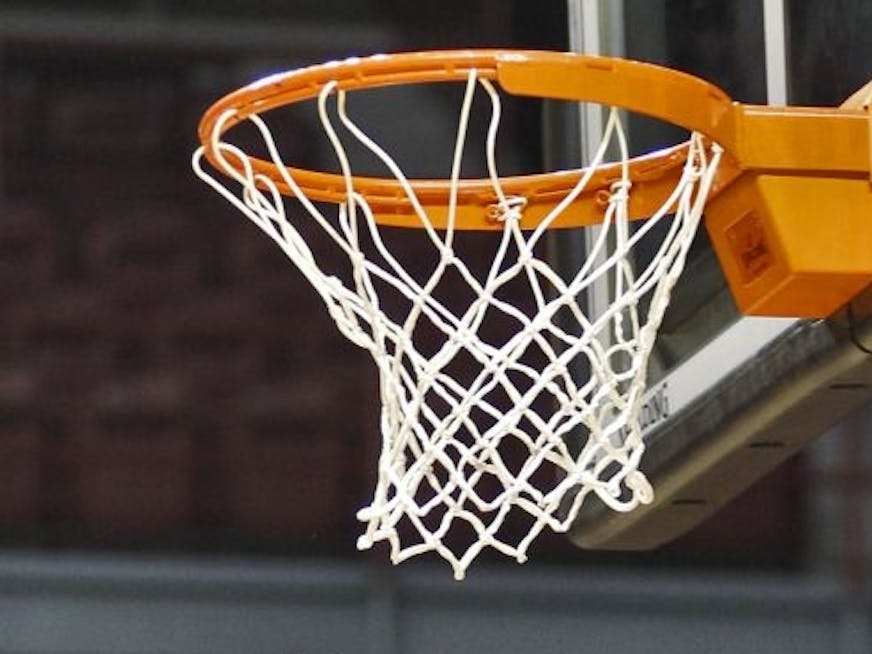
[625,470,654,504]
[608,179,632,203]
[485,196,527,223]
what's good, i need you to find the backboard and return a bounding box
[562,0,872,550]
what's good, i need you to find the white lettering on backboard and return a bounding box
[639,382,670,432]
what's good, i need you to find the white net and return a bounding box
[193,68,722,580]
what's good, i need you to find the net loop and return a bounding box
[486,196,527,223]
[609,179,632,203]
[192,65,723,580]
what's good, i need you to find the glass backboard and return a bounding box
[562,0,872,550]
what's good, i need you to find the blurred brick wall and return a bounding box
[0,46,374,555]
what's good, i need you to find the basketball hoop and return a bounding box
[193,50,872,579]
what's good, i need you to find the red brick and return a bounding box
[86,203,202,292]
[67,373,193,538]
[0,369,44,526]
[0,201,54,289]
[161,293,261,408]
[216,372,356,541]
[46,82,174,158]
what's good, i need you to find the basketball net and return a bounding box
[193,68,722,579]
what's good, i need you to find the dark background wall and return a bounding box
[0,0,822,575]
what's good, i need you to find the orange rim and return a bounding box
[197,50,869,230]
